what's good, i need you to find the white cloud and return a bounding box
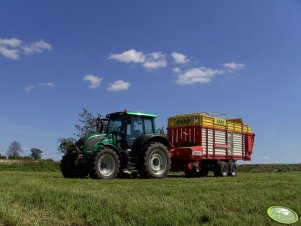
[24,85,35,92]
[109,49,145,63]
[109,49,167,70]
[24,82,56,92]
[0,46,20,59]
[23,40,52,55]
[223,62,245,71]
[83,74,103,89]
[0,37,52,59]
[0,38,22,47]
[143,52,167,69]
[39,82,55,88]
[107,80,130,92]
[173,67,182,73]
[176,67,224,85]
[171,52,189,64]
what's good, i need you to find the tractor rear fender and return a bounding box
[131,134,170,154]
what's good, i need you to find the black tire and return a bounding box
[138,142,171,179]
[228,162,237,177]
[117,170,131,179]
[199,166,209,177]
[185,169,198,178]
[214,161,229,177]
[89,148,120,179]
[60,154,87,178]
[185,163,201,178]
[60,154,73,178]
[213,166,220,177]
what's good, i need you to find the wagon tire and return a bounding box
[228,162,237,177]
[185,169,198,178]
[214,161,229,177]
[199,166,209,177]
[214,167,220,177]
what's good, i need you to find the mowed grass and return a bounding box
[0,171,300,226]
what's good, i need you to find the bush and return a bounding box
[238,164,301,173]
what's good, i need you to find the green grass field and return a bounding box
[0,168,300,225]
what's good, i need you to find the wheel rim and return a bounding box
[222,164,228,176]
[232,166,237,176]
[98,154,115,177]
[149,151,167,176]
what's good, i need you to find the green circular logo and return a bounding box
[267,206,299,224]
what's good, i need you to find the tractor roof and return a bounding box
[106,111,157,118]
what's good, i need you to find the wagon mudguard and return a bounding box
[131,134,170,154]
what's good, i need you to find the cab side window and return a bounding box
[126,117,154,147]
[132,117,143,137]
[144,118,154,134]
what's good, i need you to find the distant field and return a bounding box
[0,170,300,225]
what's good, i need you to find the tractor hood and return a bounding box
[76,133,109,153]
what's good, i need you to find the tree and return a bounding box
[57,137,77,154]
[30,148,42,160]
[57,108,105,154]
[7,141,22,158]
[75,108,102,137]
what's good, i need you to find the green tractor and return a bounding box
[60,111,171,179]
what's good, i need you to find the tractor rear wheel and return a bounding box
[214,161,229,177]
[139,142,170,179]
[60,154,87,178]
[90,148,120,179]
[228,162,237,176]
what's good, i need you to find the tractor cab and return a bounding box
[106,111,157,149]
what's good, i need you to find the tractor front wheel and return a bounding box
[139,142,171,179]
[60,154,87,178]
[90,148,120,179]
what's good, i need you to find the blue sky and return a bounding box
[0,1,301,163]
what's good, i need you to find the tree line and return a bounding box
[1,141,43,160]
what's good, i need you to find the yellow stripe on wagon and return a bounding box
[168,112,252,133]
